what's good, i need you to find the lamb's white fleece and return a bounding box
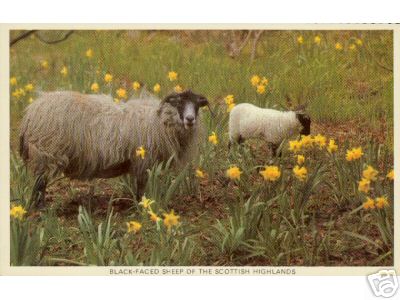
[229,103,301,144]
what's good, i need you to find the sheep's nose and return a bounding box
[185,115,194,123]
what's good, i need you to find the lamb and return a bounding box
[19,89,209,207]
[228,103,311,155]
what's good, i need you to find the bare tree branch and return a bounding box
[10,30,37,47]
[229,30,253,58]
[35,30,75,45]
[250,30,264,62]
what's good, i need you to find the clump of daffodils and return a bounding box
[116,88,127,100]
[168,71,178,81]
[250,74,269,95]
[126,221,142,234]
[153,83,161,93]
[293,165,307,181]
[226,166,242,181]
[85,48,93,58]
[358,177,370,194]
[224,94,235,112]
[132,81,141,91]
[104,73,113,83]
[135,146,146,159]
[60,66,68,77]
[259,165,281,182]
[195,168,206,179]
[139,196,154,210]
[363,196,389,210]
[10,205,27,220]
[91,82,99,93]
[163,210,180,230]
[362,165,378,181]
[208,131,218,145]
[346,147,363,161]
[387,169,394,181]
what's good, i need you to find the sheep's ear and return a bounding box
[164,94,181,106]
[197,96,209,107]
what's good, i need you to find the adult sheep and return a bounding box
[20,89,209,207]
[228,103,311,155]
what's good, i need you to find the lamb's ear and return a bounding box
[164,93,181,106]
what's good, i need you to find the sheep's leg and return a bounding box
[31,174,48,209]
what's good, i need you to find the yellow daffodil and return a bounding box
[60,66,68,76]
[136,146,146,159]
[224,94,235,105]
[116,88,127,99]
[227,103,235,112]
[358,177,370,194]
[126,221,142,233]
[28,97,34,104]
[314,36,321,45]
[226,166,242,180]
[163,210,180,230]
[355,38,363,46]
[259,165,281,182]
[91,82,99,93]
[256,84,266,94]
[10,77,17,86]
[132,81,141,91]
[168,71,178,81]
[250,75,261,86]
[260,77,269,86]
[300,135,314,148]
[10,205,27,220]
[346,147,363,161]
[85,48,93,58]
[349,44,356,51]
[153,83,161,93]
[195,168,206,179]
[297,155,305,165]
[174,85,183,93]
[24,83,34,92]
[375,196,389,209]
[139,196,154,209]
[208,132,218,145]
[41,60,49,69]
[362,165,378,181]
[104,73,113,83]
[313,134,326,148]
[387,169,394,181]
[114,98,120,104]
[363,197,375,210]
[12,88,25,99]
[297,35,304,44]
[293,165,307,181]
[149,210,161,222]
[335,43,343,50]
[289,140,302,153]
[327,139,338,153]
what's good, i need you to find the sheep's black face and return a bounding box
[296,113,311,136]
[164,90,209,129]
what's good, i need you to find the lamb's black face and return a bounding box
[164,90,209,129]
[296,113,311,136]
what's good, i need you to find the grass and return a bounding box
[9,30,394,266]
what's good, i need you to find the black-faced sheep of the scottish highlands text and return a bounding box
[20,90,209,207]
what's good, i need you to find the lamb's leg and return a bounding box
[31,174,48,209]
